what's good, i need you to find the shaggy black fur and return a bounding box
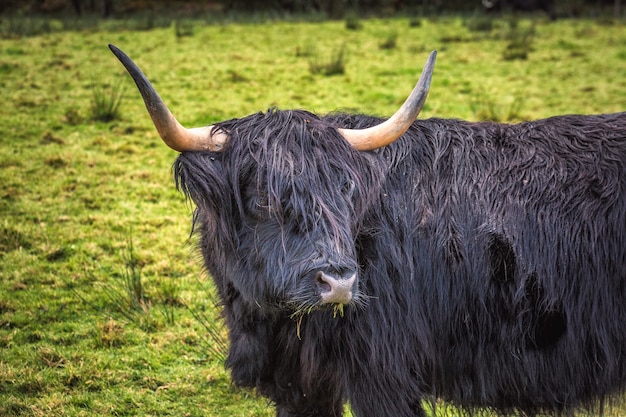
[174,108,626,417]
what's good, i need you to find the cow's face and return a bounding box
[178,111,378,314]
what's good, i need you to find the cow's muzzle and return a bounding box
[315,271,356,305]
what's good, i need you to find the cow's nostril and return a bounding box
[316,272,333,293]
[314,271,356,305]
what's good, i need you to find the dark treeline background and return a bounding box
[0,0,621,19]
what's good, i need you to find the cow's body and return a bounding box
[175,111,626,417]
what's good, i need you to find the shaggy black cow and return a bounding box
[482,0,557,19]
[110,44,626,417]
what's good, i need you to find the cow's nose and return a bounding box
[315,271,356,305]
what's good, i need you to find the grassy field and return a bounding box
[1,13,626,417]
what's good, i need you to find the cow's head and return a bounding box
[109,44,435,315]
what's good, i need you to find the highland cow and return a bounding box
[110,44,626,417]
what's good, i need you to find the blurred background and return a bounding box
[0,0,622,20]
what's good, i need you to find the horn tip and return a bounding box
[108,44,127,62]
[427,50,437,65]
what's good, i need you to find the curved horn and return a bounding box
[338,50,436,151]
[108,44,227,152]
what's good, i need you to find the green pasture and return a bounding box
[1,14,626,417]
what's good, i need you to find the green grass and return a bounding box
[1,15,626,417]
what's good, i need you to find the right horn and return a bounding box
[338,50,436,151]
[109,44,228,152]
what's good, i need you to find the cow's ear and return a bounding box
[174,153,230,215]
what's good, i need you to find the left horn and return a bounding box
[109,44,228,152]
[339,50,436,151]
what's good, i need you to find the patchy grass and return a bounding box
[502,18,536,60]
[89,78,125,122]
[308,44,348,76]
[1,15,625,417]
[379,30,398,50]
